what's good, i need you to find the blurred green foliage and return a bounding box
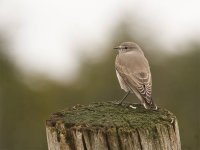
[0,24,199,150]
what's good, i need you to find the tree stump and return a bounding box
[46,102,181,150]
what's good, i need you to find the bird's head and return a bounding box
[114,42,142,53]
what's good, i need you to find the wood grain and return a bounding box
[46,102,181,150]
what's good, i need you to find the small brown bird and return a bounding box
[114,42,157,110]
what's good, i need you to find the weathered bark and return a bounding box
[46,102,181,150]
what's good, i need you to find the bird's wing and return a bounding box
[131,72,152,104]
[115,55,153,104]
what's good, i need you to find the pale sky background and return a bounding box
[0,0,200,81]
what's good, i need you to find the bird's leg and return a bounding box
[114,91,130,105]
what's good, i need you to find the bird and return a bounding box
[114,42,157,110]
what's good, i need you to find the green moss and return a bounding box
[47,102,175,130]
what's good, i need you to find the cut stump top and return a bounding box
[46,102,176,130]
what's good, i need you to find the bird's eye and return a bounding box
[124,46,128,49]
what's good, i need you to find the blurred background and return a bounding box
[0,0,199,149]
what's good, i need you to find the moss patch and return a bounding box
[47,102,175,130]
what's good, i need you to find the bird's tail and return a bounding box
[143,98,158,110]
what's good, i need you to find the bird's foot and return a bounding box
[111,100,122,105]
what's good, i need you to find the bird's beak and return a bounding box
[113,46,121,50]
